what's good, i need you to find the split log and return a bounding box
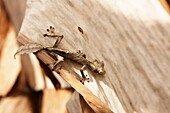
[17,0,170,113]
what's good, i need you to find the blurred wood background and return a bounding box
[0,0,170,113]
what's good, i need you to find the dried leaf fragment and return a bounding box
[14,43,44,58]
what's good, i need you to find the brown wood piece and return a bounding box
[66,91,83,113]
[17,1,170,113]
[21,54,45,91]
[41,89,72,113]
[0,27,21,96]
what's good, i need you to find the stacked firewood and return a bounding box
[0,1,95,113]
[1,0,170,113]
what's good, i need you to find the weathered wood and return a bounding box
[66,91,83,113]
[0,27,21,96]
[79,94,95,113]
[21,54,45,91]
[66,91,95,113]
[0,0,26,96]
[17,34,114,113]
[0,0,10,52]
[2,0,26,34]
[56,68,114,113]
[0,95,33,113]
[41,89,72,113]
[0,71,38,113]
[17,0,170,113]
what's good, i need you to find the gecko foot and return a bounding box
[80,65,90,84]
[80,76,90,84]
[43,26,63,38]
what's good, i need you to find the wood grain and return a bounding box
[0,27,21,96]
[57,68,114,113]
[0,0,10,52]
[21,54,45,91]
[67,91,95,113]
[0,95,33,113]
[66,91,83,113]
[2,0,26,34]
[41,89,72,113]
[17,0,170,113]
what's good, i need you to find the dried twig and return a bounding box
[57,69,114,113]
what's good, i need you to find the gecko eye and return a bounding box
[47,29,49,32]
[50,26,52,29]
[94,69,98,73]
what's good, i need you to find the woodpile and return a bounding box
[0,0,170,113]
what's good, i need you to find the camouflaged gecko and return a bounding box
[43,26,105,83]
[15,26,105,84]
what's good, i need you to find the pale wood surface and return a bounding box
[21,54,45,91]
[0,95,33,113]
[56,69,114,113]
[66,91,95,113]
[66,91,83,113]
[3,0,26,34]
[0,0,26,96]
[0,27,21,96]
[41,89,72,113]
[17,0,170,113]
